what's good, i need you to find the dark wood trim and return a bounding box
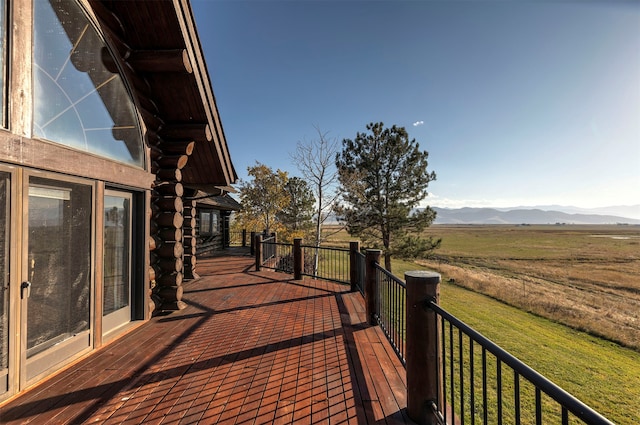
[94,182,105,349]
[142,189,152,320]
[0,132,155,189]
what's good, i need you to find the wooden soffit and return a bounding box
[89,0,237,189]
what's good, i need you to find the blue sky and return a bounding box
[192,0,639,210]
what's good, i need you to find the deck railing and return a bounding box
[252,239,613,425]
[373,263,406,366]
[301,244,350,284]
[227,230,248,247]
[254,233,294,273]
[255,235,364,291]
[426,300,613,425]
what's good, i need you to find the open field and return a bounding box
[438,282,640,425]
[324,224,640,350]
[418,224,640,350]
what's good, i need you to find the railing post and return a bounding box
[405,271,442,425]
[255,234,263,271]
[365,249,381,325]
[271,232,277,243]
[250,231,256,255]
[242,229,247,247]
[293,238,303,280]
[349,241,360,292]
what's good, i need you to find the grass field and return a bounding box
[386,256,640,424]
[438,282,640,425]
[321,224,640,423]
[418,224,640,351]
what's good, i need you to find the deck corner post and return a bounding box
[293,238,303,280]
[349,241,360,292]
[242,229,247,247]
[255,234,263,271]
[365,249,382,325]
[250,231,256,255]
[406,270,442,425]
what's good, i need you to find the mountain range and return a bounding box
[431,206,640,225]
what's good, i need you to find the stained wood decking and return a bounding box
[0,253,412,424]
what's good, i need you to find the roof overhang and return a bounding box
[89,0,237,189]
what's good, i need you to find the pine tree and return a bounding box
[335,122,440,272]
[277,177,315,236]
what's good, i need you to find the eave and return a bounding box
[89,0,237,190]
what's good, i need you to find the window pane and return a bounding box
[27,177,92,357]
[212,211,219,233]
[104,195,130,315]
[33,0,143,167]
[200,211,211,234]
[0,172,9,371]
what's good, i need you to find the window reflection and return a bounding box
[103,195,130,316]
[0,172,9,371]
[27,177,92,357]
[33,0,143,167]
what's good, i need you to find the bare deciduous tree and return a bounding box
[291,126,342,274]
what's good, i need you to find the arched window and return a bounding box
[33,0,144,168]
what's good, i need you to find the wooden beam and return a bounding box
[153,182,184,197]
[160,123,212,142]
[150,141,195,157]
[152,154,189,170]
[152,195,184,212]
[155,167,181,182]
[127,49,193,74]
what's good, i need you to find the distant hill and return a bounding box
[431,207,640,225]
[494,205,640,220]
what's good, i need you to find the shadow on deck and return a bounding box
[0,254,412,424]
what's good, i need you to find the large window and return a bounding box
[199,210,219,235]
[27,177,92,358]
[0,172,9,378]
[32,0,143,167]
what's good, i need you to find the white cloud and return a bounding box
[412,120,424,127]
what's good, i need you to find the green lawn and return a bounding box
[390,259,640,425]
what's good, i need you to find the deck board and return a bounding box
[0,253,414,424]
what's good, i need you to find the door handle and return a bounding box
[21,281,31,299]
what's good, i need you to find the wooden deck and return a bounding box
[0,253,413,424]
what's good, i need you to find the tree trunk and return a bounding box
[384,252,392,273]
[313,196,322,277]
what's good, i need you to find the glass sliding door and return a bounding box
[23,175,92,383]
[0,171,9,395]
[103,191,131,334]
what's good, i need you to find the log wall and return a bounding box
[149,130,191,311]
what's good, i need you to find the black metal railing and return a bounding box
[301,244,350,284]
[425,301,613,425]
[373,264,407,366]
[228,230,246,247]
[261,235,276,261]
[260,239,294,273]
